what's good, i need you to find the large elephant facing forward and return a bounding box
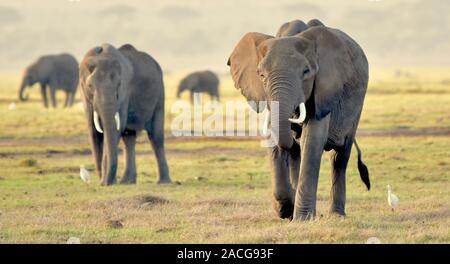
[79,44,171,186]
[177,70,220,103]
[19,54,79,108]
[227,19,370,221]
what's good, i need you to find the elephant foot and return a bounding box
[329,208,346,218]
[157,177,172,184]
[100,176,117,186]
[273,199,294,220]
[120,171,137,185]
[119,177,136,185]
[292,210,316,221]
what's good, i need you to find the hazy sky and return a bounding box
[0,0,449,72]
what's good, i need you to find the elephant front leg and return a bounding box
[329,139,352,216]
[40,84,48,108]
[293,116,329,221]
[120,130,137,184]
[270,146,295,219]
[49,85,57,108]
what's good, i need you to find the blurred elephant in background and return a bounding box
[276,19,324,37]
[79,43,171,186]
[227,19,370,221]
[19,54,79,108]
[177,70,220,103]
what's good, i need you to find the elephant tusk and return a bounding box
[115,112,120,131]
[288,102,306,124]
[93,111,104,133]
[262,110,270,135]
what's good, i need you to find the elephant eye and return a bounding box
[303,67,310,76]
[116,82,120,100]
[258,71,265,80]
[88,64,96,74]
[256,68,264,79]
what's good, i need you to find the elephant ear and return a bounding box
[227,32,274,113]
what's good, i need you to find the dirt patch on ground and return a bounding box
[193,198,257,208]
[1,146,266,159]
[356,128,450,137]
[88,195,169,211]
[1,128,449,160]
[34,166,80,175]
[2,127,450,148]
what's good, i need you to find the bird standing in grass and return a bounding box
[387,185,399,211]
[80,165,91,184]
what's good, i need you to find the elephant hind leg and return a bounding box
[329,139,353,216]
[120,130,137,184]
[64,91,70,107]
[40,84,48,108]
[146,108,171,184]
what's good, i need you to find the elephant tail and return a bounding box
[354,139,370,190]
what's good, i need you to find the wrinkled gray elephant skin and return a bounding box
[79,44,171,186]
[228,19,370,221]
[276,19,324,37]
[177,70,220,103]
[19,53,79,108]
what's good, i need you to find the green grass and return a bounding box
[0,68,449,243]
[0,137,449,243]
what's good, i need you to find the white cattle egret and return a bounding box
[8,103,16,110]
[80,165,91,184]
[387,185,399,211]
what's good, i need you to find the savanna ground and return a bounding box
[0,68,449,243]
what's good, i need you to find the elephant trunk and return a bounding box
[19,80,29,101]
[269,77,305,150]
[176,84,185,98]
[270,91,296,149]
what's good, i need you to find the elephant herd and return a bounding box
[17,19,370,221]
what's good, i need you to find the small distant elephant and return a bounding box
[276,19,324,37]
[176,70,220,103]
[227,19,370,221]
[79,43,171,186]
[19,53,79,108]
